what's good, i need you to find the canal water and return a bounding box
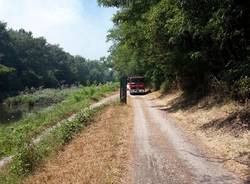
[0,102,56,125]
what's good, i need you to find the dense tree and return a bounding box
[0,22,116,98]
[98,0,250,99]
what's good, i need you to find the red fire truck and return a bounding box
[127,76,145,95]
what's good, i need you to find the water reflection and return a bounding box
[0,105,23,124]
[0,103,53,125]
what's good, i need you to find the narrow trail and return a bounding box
[131,95,242,184]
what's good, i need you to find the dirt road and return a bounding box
[23,94,245,184]
[131,95,243,184]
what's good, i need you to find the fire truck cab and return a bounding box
[127,76,145,95]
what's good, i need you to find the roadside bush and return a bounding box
[58,108,95,144]
[160,79,174,93]
[234,76,250,100]
[7,106,99,181]
[58,120,84,144]
[10,142,41,176]
[73,95,81,102]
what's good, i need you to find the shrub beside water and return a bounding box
[11,142,41,177]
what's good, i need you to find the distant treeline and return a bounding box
[98,0,250,100]
[0,21,116,96]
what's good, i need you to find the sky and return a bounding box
[0,0,117,60]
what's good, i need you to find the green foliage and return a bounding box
[0,83,118,159]
[2,105,101,183]
[57,108,94,144]
[160,79,173,93]
[99,0,250,100]
[0,64,15,75]
[235,76,250,99]
[0,22,116,95]
[10,142,41,177]
[0,82,117,183]
[4,88,73,107]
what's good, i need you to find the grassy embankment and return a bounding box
[3,87,80,107]
[0,83,118,184]
[0,83,118,159]
[0,88,81,125]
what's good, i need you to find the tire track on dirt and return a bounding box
[134,95,242,184]
[132,96,191,184]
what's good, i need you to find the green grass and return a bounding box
[4,87,80,107]
[0,105,104,184]
[0,83,118,159]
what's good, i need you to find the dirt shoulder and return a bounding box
[24,103,133,184]
[147,91,250,181]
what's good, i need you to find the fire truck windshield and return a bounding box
[129,77,144,83]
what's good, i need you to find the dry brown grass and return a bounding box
[147,91,250,180]
[24,104,133,184]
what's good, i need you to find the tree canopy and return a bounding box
[0,22,116,97]
[99,0,250,99]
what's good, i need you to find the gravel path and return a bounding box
[131,95,242,184]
